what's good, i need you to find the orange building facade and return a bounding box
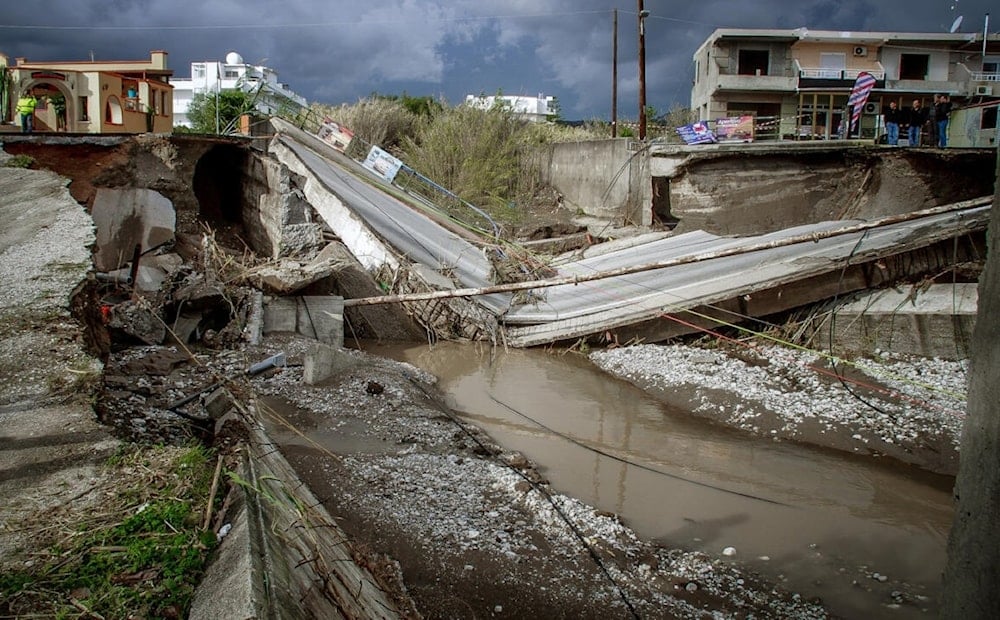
[1,50,174,133]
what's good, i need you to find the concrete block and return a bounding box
[297,296,344,347]
[92,188,176,272]
[204,388,234,421]
[303,342,356,385]
[262,297,298,333]
[828,284,978,359]
[263,296,344,347]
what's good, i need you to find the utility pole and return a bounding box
[638,0,648,140]
[612,9,618,138]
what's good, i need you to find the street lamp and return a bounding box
[638,2,649,140]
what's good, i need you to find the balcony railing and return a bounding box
[970,72,1000,82]
[799,68,886,80]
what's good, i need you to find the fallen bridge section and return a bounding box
[504,198,989,346]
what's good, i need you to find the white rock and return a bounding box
[722,546,737,556]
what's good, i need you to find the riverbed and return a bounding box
[364,341,956,619]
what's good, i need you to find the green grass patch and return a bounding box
[3,154,35,169]
[0,444,221,619]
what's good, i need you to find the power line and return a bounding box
[0,10,612,31]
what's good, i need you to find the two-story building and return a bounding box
[691,28,1000,143]
[1,51,174,134]
[171,51,308,129]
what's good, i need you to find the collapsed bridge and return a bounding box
[2,121,991,352]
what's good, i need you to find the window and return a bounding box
[738,49,769,75]
[78,96,89,121]
[194,65,205,78]
[899,54,929,80]
[224,70,239,79]
[983,105,998,130]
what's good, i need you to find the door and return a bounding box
[820,53,846,79]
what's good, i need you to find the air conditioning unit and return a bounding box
[863,101,879,114]
[853,46,868,57]
[975,85,994,96]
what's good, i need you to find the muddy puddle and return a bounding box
[359,341,953,619]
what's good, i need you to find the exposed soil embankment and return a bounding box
[660,147,996,236]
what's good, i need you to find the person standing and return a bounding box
[883,100,902,145]
[907,99,927,146]
[935,93,953,148]
[16,92,38,134]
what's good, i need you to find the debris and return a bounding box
[247,351,287,376]
[107,301,166,346]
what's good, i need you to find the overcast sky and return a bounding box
[0,1,993,120]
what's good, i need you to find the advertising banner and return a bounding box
[362,145,404,184]
[316,120,354,152]
[675,121,717,145]
[716,116,755,143]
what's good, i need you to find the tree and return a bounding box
[185,90,254,134]
[546,97,562,122]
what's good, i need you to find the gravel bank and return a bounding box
[590,343,966,475]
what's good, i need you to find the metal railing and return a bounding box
[798,67,886,80]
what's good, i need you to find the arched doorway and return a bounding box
[17,79,74,132]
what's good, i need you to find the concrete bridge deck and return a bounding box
[270,120,988,348]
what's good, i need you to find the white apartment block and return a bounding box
[465,93,555,123]
[172,51,307,128]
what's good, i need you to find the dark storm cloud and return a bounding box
[0,0,991,118]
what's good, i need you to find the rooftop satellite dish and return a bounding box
[225,51,244,65]
[950,15,964,33]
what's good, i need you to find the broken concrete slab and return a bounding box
[250,257,339,295]
[303,342,357,385]
[311,242,425,341]
[108,301,166,346]
[411,263,457,291]
[92,188,176,272]
[174,277,227,309]
[262,296,344,346]
[824,283,978,359]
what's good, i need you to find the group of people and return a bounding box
[883,94,952,147]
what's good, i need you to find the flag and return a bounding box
[847,71,877,133]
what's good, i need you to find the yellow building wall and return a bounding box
[793,42,883,71]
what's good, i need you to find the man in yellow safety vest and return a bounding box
[16,92,38,133]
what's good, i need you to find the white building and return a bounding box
[464,93,555,123]
[172,51,308,128]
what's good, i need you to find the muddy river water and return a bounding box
[359,341,954,619]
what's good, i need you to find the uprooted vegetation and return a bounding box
[0,444,222,620]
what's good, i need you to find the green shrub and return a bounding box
[3,154,34,169]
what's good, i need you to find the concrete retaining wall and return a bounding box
[533,139,651,226]
[190,417,401,619]
[822,283,977,359]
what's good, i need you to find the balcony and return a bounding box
[714,72,798,94]
[798,67,886,89]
